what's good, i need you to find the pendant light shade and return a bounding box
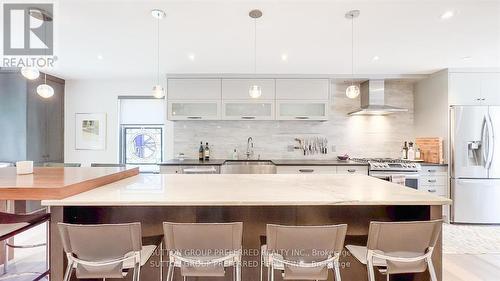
[37,83,54,98]
[249,9,262,99]
[152,85,165,99]
[151,9,166,98]
[21,67,40,80]
[345,85,360,99]
[345,10,360,99]
[249,85,262,99]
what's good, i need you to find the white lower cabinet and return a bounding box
[277,100,329,120]
[277,166,336,174]
[276,165,367,174]
[418,165,448,197]
[222,100,275,120]
[168,100,221,120]
[160,165,220,174]
[336,166,368,175]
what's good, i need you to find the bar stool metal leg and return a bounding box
[334,261,341,281]
[166,261,173,281]
[427,256,438,281]
[62,259,74,281]
[2,242,8,275]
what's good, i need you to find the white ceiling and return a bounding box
[28,0,500,79]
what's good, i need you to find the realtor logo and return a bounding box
[3,3,53,56]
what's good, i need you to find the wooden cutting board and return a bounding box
[416,137,443,164]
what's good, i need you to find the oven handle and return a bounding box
[369,172,420,179]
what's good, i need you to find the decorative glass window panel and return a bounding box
[123,127,163,165]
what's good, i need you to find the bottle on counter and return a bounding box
[408,142,415,161]
[232,148,238,160]
[204,142,210,161]
[401,141,408,159]
[415,145,421,160]
[198,142,204,161]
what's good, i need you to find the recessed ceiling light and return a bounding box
[461,56,472,61]
[188,53,195,61]
[97,54,104,60]
[281,53,288,61]
[372,56,380,61]
[440,10,454,20]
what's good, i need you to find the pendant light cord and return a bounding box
[351,15,354,86]
[253,18,257,76]
[157,17,160,85]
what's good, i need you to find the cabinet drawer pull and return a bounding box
[347,169,356,173]
[428,179,437,183]
[241,116,256,119]
[295,116,310,120]
[428,169,436,173]
[428,189,437,193]
[299,169,314,173]
[187,116,202,119]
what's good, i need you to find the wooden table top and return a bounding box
[0,167,139,200]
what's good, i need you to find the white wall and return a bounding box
[414,70,449,162]
[64,78,174,166]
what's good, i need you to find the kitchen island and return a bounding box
[43,174,450,281]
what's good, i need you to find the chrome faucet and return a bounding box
[246,137,254,160]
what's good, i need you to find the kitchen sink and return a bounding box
[221,160,277,174]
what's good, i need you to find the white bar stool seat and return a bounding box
[345,220,442,281]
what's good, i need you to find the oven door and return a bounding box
[369,172,420,189]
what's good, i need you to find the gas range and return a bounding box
[351,158,421,189]
[351,158,422,172]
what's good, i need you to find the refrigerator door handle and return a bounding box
[482,117,488,166]
[486,114,495,169]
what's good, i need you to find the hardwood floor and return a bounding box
[443,254,500,281]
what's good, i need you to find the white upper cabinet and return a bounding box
[276,79,330,100]
[223,100,275,120]
[168,100,221,120]
[449,72,500,105]
[481,73,500,105]
[277,100,329,120]
[167,79,221,100]
[222,79,275,100]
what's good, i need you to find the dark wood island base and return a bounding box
[49,205,442,281]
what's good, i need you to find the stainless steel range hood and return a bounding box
[348,80,408,116]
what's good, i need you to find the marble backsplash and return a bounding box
[173,81,415,160]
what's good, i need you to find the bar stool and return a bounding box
[261,224,347,281]
[58,222,162,281]
[345,220,442,281]
[0,211,50,280]
[163,222,243,281]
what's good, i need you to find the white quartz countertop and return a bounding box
[41,174,451,206]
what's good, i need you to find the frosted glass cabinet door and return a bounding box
[168,101,221,120]
[277,100,329,120]
[222,101,275,120]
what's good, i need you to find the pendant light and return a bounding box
[37,73,54,98]
[36,10,54,99]
[248,9,262,99]
[151,9,166,98]
[345,10,360,99]
[21,67,40,80]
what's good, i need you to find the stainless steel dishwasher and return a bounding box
[221,160,276,174]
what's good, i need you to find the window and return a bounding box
[118,97,166,173]
[122,127,163,165]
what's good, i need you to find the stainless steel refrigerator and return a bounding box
[451,106,500,224]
